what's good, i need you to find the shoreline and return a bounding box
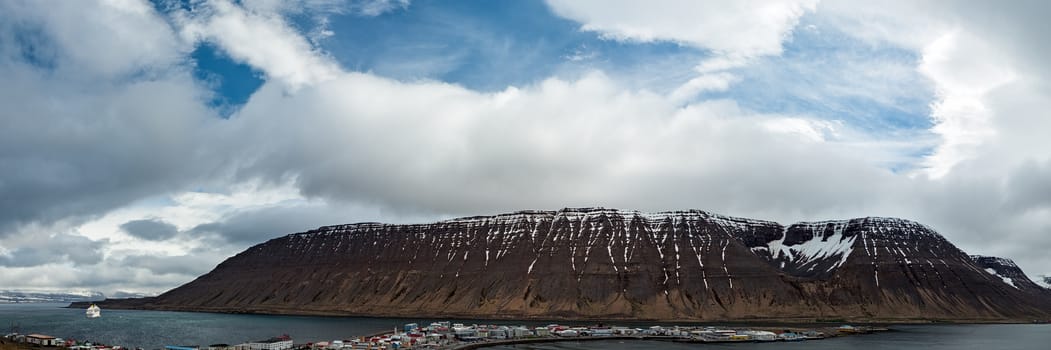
[63,302,1045,325]
[353,324,883,350]
[447,336,675,350]
[444,335,845,350]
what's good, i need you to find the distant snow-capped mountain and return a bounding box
[1037,275,1051,290]
[0,290,156,303]
[109,291,154,299]
[0,290,104,303]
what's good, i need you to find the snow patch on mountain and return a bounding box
[985,268,1018,289]
[758,221,857,273]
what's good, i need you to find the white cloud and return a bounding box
[545,0,816,102]
[75,180,304,242]
[220,71,900,226]
[0,1,220,235]
[668,72,739,102]
[762,118,840,142]
[173,0,341,90]
[919,31,1015,178]
[0,0,189,78]
[546,0,817,57]
[815,0,943,50]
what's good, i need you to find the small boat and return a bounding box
[86,304,101,318]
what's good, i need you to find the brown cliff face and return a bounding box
[96,208,1051,321]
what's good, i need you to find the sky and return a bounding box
[1,0,1049,295]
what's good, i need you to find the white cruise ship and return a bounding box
[86,304,101,318]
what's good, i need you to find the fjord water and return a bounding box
[0,303,405,348]
[3,304,1049,350]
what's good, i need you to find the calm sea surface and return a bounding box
[2,304,1049,349]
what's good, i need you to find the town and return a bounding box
[3,323,884,350]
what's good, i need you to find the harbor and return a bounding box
[4,320,886,350]
[297,322,886,349]
[2,304,1046,350]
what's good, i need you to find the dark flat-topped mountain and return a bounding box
[82,208,1051,321]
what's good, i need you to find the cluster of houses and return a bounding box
[4,333,123,349]
[302,322,828,349]
[6,334,62,347]
[2,333,295,350]
[5,322,854,350]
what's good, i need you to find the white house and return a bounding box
[511,327,532,338]
[26,334,58,346]
[247,336,293,350]
[556,330,578,337]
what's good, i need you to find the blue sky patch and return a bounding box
[3,22,58,72]
[190,42,264,117]
[314,0,706,91]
